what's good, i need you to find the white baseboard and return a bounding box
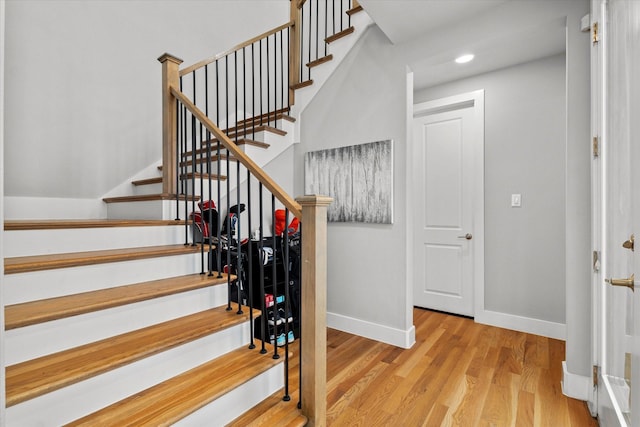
[562,361,591,402]
[4,196,106,219]
[475,309,566,340]
[327,311,416,349]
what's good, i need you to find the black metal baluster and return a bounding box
[325,0,328,56]
[300,4,304,82]
[271,195,279,360]
[226,55,232,310]
[260,39,264,127]
[308,0,312,79]
[179,78,187,242]
[280,30,284,124]
[258,183,267,354]
[332,0,336,35]
[283,208,291,401]
[191,71,197,249]
[183,104,189,246]
[266,34,270,128]
[247,170,255,349]
[234,50,238,139]
[215,60,223,278]
[243,47,247,142]
[252,43,256,141]
[316,0,319,61]
[272,33,277,128]
[191,115,197,250]
[236,154,243,315]
[298,223,303,410]
[205,65,214,275]
[287,27,290,110]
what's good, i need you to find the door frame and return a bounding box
[591,0,640,423]
[590,0,605,416]
[412,89,485,317]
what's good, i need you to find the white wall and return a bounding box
[415,54,567,326]
[296,26,414,347]
[296,0,591,384]
[4,0,288,200]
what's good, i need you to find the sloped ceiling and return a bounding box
[359,0,567,90]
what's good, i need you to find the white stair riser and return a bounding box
[6,324,261,426]
[175,365,284,427]
[107,199,193,220]
[4,226,184,258]
[4,253,208,304]
[5,284,234,365]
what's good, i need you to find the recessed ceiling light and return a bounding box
[455,54,475,64]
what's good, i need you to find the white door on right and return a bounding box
[597,1,640,425]
[412,92,483,317]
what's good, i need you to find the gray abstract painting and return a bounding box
[304,140,393,224]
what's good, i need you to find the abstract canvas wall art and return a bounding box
[304,140,393,224]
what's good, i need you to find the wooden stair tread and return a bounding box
[307,54,333,68]
[217,124,287,141]
[132,173,227,186]
[325,26,355,43]
[102,193,199,203]
[346,4,364,15]
[4,244,212,275]
[182,139,270,159]
[236,108,295,127]
[6,305,260,407]
[65,344,281,426]
[5,272,234,330]
[226,390,306,427]
[179,153,238,168]
[291,80,313,90]
[4,219,185,231]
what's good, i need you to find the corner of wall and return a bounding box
[562,360,592,402]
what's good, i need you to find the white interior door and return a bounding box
[596,1,640,425]
[412,92,483,317]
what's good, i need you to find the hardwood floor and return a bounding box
[324,308,598,426]
[235,307,598,426]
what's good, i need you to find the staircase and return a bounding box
[3,1,368,425]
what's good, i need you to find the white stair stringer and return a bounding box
[290,9,374,140]
[5,323,274,427]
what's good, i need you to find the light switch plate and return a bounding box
[511,194,522,207]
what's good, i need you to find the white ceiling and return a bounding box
[359,0,567,90]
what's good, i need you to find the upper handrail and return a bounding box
[170,85,303,219]
[180,21,294,77]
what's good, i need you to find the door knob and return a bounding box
[606,274,635,291]
[623,234,634,251]
[457,233,472,240]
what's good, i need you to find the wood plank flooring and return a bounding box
[325,308,598,426]
[240,308,598,426]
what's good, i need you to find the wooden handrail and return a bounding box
[170,86,302,219]
[180,21,294,77]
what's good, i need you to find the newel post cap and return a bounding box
[157,53,184,65]
[296,195,333,207]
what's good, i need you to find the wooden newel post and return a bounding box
[289,0,302,106]
[158,53,183,195]
[296,195,332,427]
